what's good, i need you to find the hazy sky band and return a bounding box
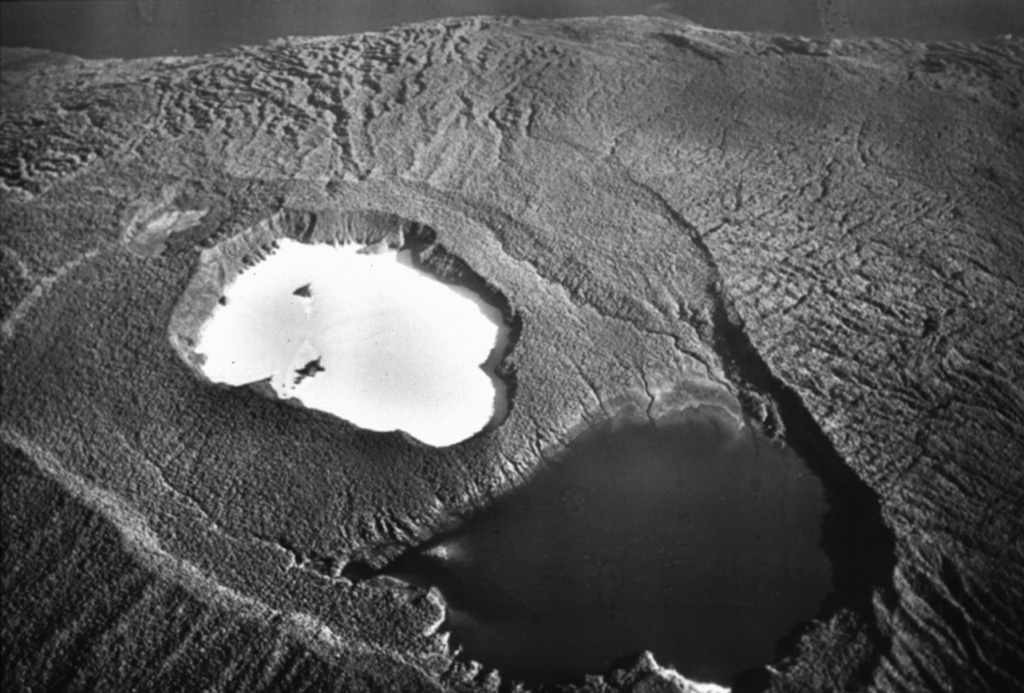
[2,0,1021,60]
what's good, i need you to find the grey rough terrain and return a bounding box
[2,15,1023,692]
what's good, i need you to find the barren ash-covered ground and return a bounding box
[2,15,1023,693]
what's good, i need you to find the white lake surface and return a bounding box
[196,239,508,447]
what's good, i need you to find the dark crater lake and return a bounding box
[355,406,858,686]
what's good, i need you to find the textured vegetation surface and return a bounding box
[2,16,1023,691]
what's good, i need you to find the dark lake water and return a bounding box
[2,0,1020,60]
[364,406,838,686]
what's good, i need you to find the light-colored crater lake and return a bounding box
[196,239,509,447]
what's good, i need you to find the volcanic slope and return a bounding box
[2,16,1023,692]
